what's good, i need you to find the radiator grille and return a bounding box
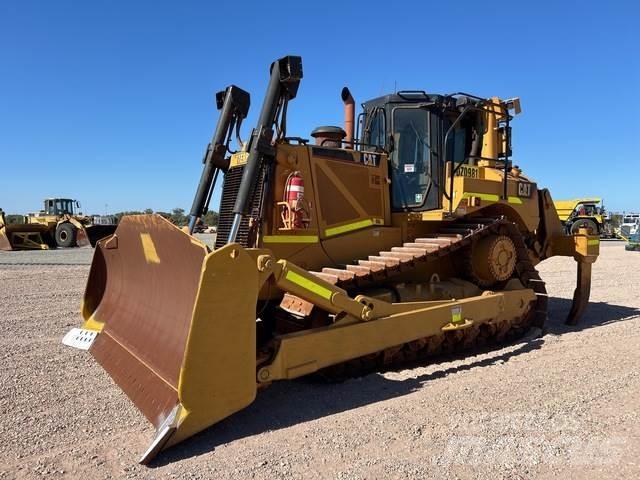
[215,164,266,249]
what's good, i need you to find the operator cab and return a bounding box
[360,91,486,213]
[43,198,79,216]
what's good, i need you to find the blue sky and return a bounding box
[1,0,638,214]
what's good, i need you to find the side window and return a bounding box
[444,113,484,165]
[445,124,468,164]
[363,108,385,150]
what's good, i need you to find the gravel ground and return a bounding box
[0,241,638,479]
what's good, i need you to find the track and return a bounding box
[277,217,548,379]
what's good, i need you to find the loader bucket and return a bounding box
[74,215,259,463]
[84,224,118,247]
[0,214,49,251]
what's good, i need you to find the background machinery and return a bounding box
[0,198,117,250]
[619,213,640,240]
[554,197,608,236]
[63,56,599,463]
[0,209,49,251]
[626,231,640,251]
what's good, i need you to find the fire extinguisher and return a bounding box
[282,171,308,229]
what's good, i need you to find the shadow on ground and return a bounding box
[151,298,639,466]
[546,298,640,334]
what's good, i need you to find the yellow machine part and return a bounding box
[76,216,259,463]
[68,215,541,463]
[61,82,599,467]
[0,212,49,251]
[554,197,602,222]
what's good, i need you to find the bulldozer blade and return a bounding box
[566,260,592,325]
[68,215,259,463]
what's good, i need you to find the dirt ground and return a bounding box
[0,241,638,479]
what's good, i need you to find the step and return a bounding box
[280,293,315,317]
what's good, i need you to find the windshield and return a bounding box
[391,108,439,210]
[55,199,74,215]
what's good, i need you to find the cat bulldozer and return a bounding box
[0,198,117,250]
[63,56,599,463]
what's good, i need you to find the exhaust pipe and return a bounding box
[341,87,355,147]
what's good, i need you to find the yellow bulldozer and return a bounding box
[0,198,117,251]
[63,56,599,464]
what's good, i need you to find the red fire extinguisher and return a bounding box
[282,171,308,229]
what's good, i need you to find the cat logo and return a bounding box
[362,152,379,167]
[517,182,532,198]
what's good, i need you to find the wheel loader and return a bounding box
[0,198,117,250]
[62,56,599,464]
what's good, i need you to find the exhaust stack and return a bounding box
[341,87,355,147]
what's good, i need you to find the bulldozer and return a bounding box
[0,198,117,250]
[63,56,599,464]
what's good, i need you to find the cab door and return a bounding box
[390,107,442,212]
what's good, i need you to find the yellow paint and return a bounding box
[229,151,249,167]
[140,233,161,264]
[462,192,523,205]
[554,198,602,222]
[463,192,500,202]
[454,165,480,178]
[174,243,258,450]
[80,315,105,332]
[263,235,319,244]
[285,270,333,300]
[325,218,383,237]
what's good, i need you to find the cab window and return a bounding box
[391,108,440,211]
[362,108,386,150]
